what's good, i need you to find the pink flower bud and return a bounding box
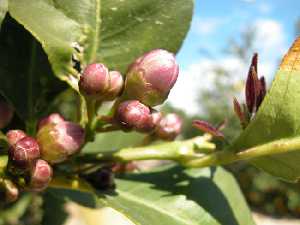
[9,137,40,168]
[30,159,53,191]
[124,49,179,106]
[37,121,85,164]
[150,110,162,127]
[115,100,155,132]
[0,101,14,129]
[6,130,27,146]
[155,113,182,140]
[104,71,124,101]
[38,113,65,130]
[79,63,110,99]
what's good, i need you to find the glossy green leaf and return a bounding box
[230,37,300,182]
[49,166,254,225]
[103,166,254,225]
[0,17,65,122]
[98,0,194,72]
[8,0,83,88]
[0,0,7,28]
[50,0,101,65]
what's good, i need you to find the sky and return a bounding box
[167,0,300,114]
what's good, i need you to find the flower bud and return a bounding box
[115,100,155,132]
[124,49,179,106]
[155,113,182,140]
[9,137,40,168]
[104,71,124,100]
[150,110,162,127]
[38,113,65,130]
[29,159,53,191]
[6,130,27,146]
[79,63,110,99]
[37,121,85,164]
[0,100,14,129]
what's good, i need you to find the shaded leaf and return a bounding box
[0,0,7,28]
[0,17,65,122]
[105,166,254,225]
[49,166,254,225]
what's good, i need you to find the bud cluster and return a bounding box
[114,100,182,140]
[79,49,182,139]
[4,113,85,199]
[79,63,124,101]
[3,48,183,201]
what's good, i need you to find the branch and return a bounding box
[78,136,216,163]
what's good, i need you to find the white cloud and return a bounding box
[193,17,223,36]
[167,58,246,115]
[258,2,272,14]
[253,19,286,53]
[169,18,287,115]
[241,0,256,3]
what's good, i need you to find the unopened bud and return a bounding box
[38,113,65,130]
[6,130,27,146]
[115,100,155,132]
[124,49,179,106]
[29,159,53,191]
[79,63,110,99]
[150,110,162,127]
[0,100,14,129]
[9,137,40,168]
[155,113,182,140]
[104,71,124,100]
[37,121,85,164]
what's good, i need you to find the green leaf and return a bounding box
[0,17,65,123]
[50,0,101,65]
[49,166,254,225]
[8,0,83,88]
[82,131,145,154]
[98,0,194,72]
[0,0,7,28]
[102,166,254,225]
[230,37,300,182]
[0,194,32,225]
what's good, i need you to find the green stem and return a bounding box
[78,137,216,163]
[184,137,300,168]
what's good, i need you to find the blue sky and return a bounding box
[168,0,300,114]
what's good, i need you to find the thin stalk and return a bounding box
[185,137,300,168]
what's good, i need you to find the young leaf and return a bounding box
[230,37,300,182]
[193,120,225,138]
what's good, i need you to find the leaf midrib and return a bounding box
[112,188,201,225]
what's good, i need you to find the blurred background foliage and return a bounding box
[162,17,300,218]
